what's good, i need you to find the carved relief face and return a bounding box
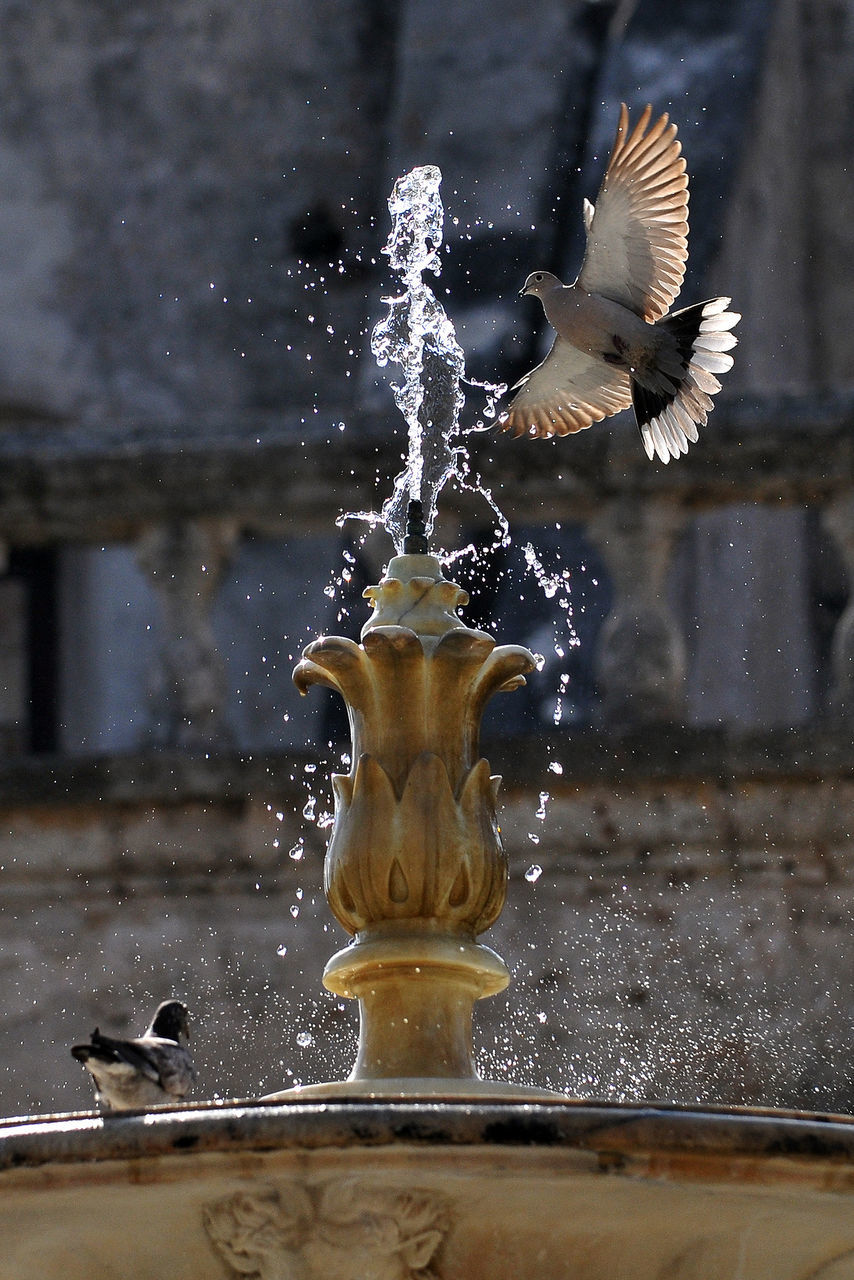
[204,1180,448,1280]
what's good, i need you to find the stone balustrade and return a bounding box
[0,393,850,754]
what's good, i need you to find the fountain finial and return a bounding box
[402,497,429,555]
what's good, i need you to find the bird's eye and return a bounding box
[534,273,544,281]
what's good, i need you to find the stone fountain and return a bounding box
[284,536,540,1098]
[2,167,854,1280]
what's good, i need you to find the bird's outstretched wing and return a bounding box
[577,103,688,322]
[499,337,631,438]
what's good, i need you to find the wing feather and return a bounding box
[499,337,631,439]
[90,1032,163,1084]
[577,103,689,322]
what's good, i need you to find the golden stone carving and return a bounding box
[204,1178,450,1279]
[291,552,537,1088]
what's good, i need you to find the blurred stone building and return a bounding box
[1,0,853,1116]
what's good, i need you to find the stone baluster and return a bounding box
[136,518,239,749]
[586,497,687,728]
[822,492,854,719]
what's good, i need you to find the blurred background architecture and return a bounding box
[1,0,853,1115]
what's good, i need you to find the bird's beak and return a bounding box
[519,286,529,298]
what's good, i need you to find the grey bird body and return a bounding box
[535,278,656,366]
[71,999,196,1111]
[500,105,739,462]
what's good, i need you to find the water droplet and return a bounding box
[525,864,543,883]
[296,1031,314,1048]
[276,944,288,957]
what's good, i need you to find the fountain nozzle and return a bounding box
[403,498,429,555]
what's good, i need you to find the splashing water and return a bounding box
[370,165,465,550]
[335,168,582,748]
[337,164,508,557]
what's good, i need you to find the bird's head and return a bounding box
[520,270,562,299]
[150,999,191,1044]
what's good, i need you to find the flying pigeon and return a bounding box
[499,103,740,463]
[71,999,196,1111]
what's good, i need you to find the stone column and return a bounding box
[136,518,239,749]
[587,497,687,728]
[822,492,854,719]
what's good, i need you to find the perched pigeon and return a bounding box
[499,103,740,463]
[71,999,196,1111]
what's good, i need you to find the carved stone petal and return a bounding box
[293,636,369,704]
[469,644,538,715]
[432,628,496,665]
[458,757,501,817]
[429,632,498,726]
[396,753,505,930]
[457,758,507,932]
[330,773,353,808]
[394,752,460,918]
[325,751,506,933]
[326,754,399,928]
[361,625,423,664]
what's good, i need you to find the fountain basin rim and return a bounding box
[266,1078,562,1101]
[3,1100,854,1180]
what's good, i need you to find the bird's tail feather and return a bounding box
[632,298,739,463]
